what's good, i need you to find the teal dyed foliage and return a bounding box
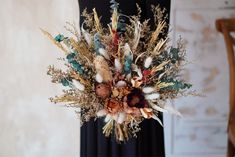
[61,78,70,86]
[94,33,104,54]
[153,47,181,66]
[66,53,84,75]
[169,48,180,64]
[110,0,126,36]
[124,55,132,74]
[161,79,192,91]
[117,18,126,36]
[54,34,65,42]
[66,53,76,63]
[110,0,119,10]
[71,60,84,75]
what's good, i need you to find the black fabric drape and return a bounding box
[79,0,171,157]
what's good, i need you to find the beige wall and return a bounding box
[2,0,235,157]
[0,0,80,156]
[164,0,235,157]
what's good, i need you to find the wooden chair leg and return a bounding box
[216,18,235,157]
[227,139,234,157]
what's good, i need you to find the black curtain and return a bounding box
[78,0,171,157]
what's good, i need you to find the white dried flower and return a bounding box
[144,56,153,68]
[143,87,155,93]
[116,81,126,87]
[72,79,85,91]
[117,112,126,124]
[114,58,122,72]
[145,93,160,100]
[95,73,103,83]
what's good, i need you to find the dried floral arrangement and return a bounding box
[42,0,193,142]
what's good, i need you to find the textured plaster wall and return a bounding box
[164,0,235,157]
[0,0,80,157]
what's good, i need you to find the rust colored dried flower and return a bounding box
[106,99,122,114]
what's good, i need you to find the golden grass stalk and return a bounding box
[111,8,118,31]
[94,56,112,82]
[40,28,69,55]
[149,21,166,44]
[152,38,168,55]
[69,38,93,63]
[115,123,129,142]
[103,119,114,137]
[151,60,170,73]
[69,71,91,87]
[93,8,102,32]
[51,95,76,103]
[156,81,174,89]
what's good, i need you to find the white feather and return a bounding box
[143,87,155,93]
[72,80,85,91]
[117,112,126,124]
[144,57,153,68]
[164,105,183,117]
[97,109,107,117]
[137,68,143,79]
[132,64,143,80]
[116,81,126,87]
[158,72,166,80]
[133,65,143,79]
[99,48,110,60]
[124,43,133,59]
[150,102,167,113]
[114,58,122,72]
[81,23,92,46]
[152,114,163,126]
[95,73,103,83]
[145,93,160,100]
